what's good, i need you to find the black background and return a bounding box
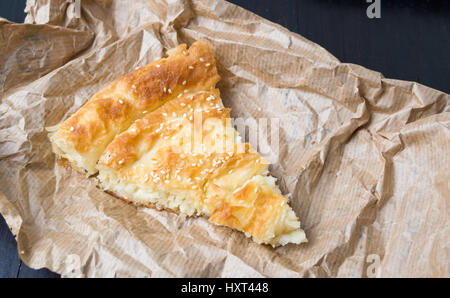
[0,0,449,278]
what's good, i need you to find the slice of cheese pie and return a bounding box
[49,40,306,246]
[97,89,307,246]
[48,41,220,174]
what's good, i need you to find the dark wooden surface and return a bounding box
[0,0,449,278]
[229,0,450,94]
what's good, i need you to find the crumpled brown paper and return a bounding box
[0,0,448,277]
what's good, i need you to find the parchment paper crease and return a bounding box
[0,0,448,277]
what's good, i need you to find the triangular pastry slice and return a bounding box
[48,41,220,174]
[97,90,307,246]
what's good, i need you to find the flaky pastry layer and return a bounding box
[48,41,220,174]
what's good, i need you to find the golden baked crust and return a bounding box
[97,90,306,246]
[50,40,306,246]
[48,40,220,174]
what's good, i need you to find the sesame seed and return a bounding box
[70,126,75,131]
[180,102,186,106]
[192,185,198,189]
[143,111,147,114]
[168,88,172,94]
[188,65,194,69]
[164,180,170,184]
[182,80,187,85]
[162,112,168,116]
[156,64,161,68]
[199,57,204,62]
[163,87,167,93]
[195,177,201,181]
[178,93,182,98]
[189,116,193,121]
[172,112,176,117]
[205,63,211,67]
[119,99,124,104]
[184,89,188,93]
[118,159,124,165]
[228,170,233,174]
[164,136,169,139]
[183,50,188,55]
